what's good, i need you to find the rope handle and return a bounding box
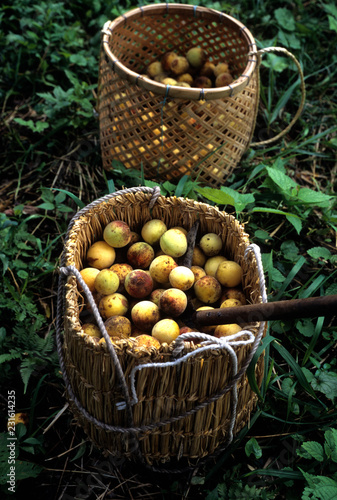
[249,46,306,147]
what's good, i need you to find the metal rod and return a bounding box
[194,294,337,326]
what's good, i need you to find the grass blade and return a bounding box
[244,468,303,480]
[28,373,49,435]
[140,161,145,186]
[272,341,317,398]
[297,275,327,299]
[175,175,189,198]
[287,126,337,153]
[269,77,301,125]
[302,316,325,366]
[51,188,85,209]
[107,178,115,194]
[273,256,307,301]
[247,333,276,399]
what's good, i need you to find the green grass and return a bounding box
[1,0,337,498]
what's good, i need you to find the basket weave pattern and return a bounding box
[98,4,259,187]
[61,191,265,464]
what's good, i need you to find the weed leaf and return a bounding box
[107,178,115,194]
[196,186,235,206]
[323,3,337,17]
[328,15,337,33]
[296,318,315,337]
[301,469,337,500]
[275,8,296,31]
[324,428,337,463]
[20,358,38,394]
[220,186,255,212]
[307,247,332,261]
[286,213,303,234]
[175,175,189,198]
[297,188,333,207]
[245,437,262,459]
[266,166,298,192]
[298,441,325,461]
[310,371,337,402]
[14,460,43,481]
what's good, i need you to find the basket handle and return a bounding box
[249,47,306,147]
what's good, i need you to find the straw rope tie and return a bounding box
[58,265,133,412]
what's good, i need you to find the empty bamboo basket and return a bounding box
[57,187,267,467]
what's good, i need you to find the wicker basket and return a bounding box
[98,3,305,188]
[57,187,267,467]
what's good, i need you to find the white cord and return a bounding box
[245,243,268,304]
[128,330,255,406]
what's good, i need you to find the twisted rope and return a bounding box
[249,46,306,147]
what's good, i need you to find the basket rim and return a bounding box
[101,2,258,101]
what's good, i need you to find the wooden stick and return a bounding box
[194,294,337,326]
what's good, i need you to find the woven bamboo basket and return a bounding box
[98,3,305,188]
[57,187,267,467]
